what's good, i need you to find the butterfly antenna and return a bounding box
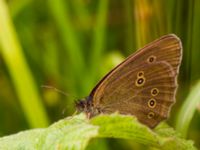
[41,85,77,99]
[41,85,80,117]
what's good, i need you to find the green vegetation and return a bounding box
[0,114,196,150]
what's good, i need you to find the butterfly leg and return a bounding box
[86,112,91,119]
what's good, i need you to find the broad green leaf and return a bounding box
[91,114,196,150]
[0,113,197,150]
[0,114,98,150]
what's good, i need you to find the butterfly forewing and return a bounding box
[87,34,182,128]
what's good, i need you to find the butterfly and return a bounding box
[76,34,182,128]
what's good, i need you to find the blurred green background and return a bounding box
[0,0,200,149]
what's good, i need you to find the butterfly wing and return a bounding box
[89,34,182,128]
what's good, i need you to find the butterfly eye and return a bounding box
[151,88,159,96]
[147,55,156,63]
[137,71,144,77]
[135,77,145,87]
[147,112,155,119]
[148,98,156,108]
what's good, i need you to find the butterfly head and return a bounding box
[75,96,99,118]
[75,99,87,112]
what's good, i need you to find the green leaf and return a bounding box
[0,114,196,150]
[0,114,98,150]
[91,114,196,150]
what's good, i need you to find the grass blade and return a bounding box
[175,81,200,137]
[0,0,49,128]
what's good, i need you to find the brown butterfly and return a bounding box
[76,34,182,128]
